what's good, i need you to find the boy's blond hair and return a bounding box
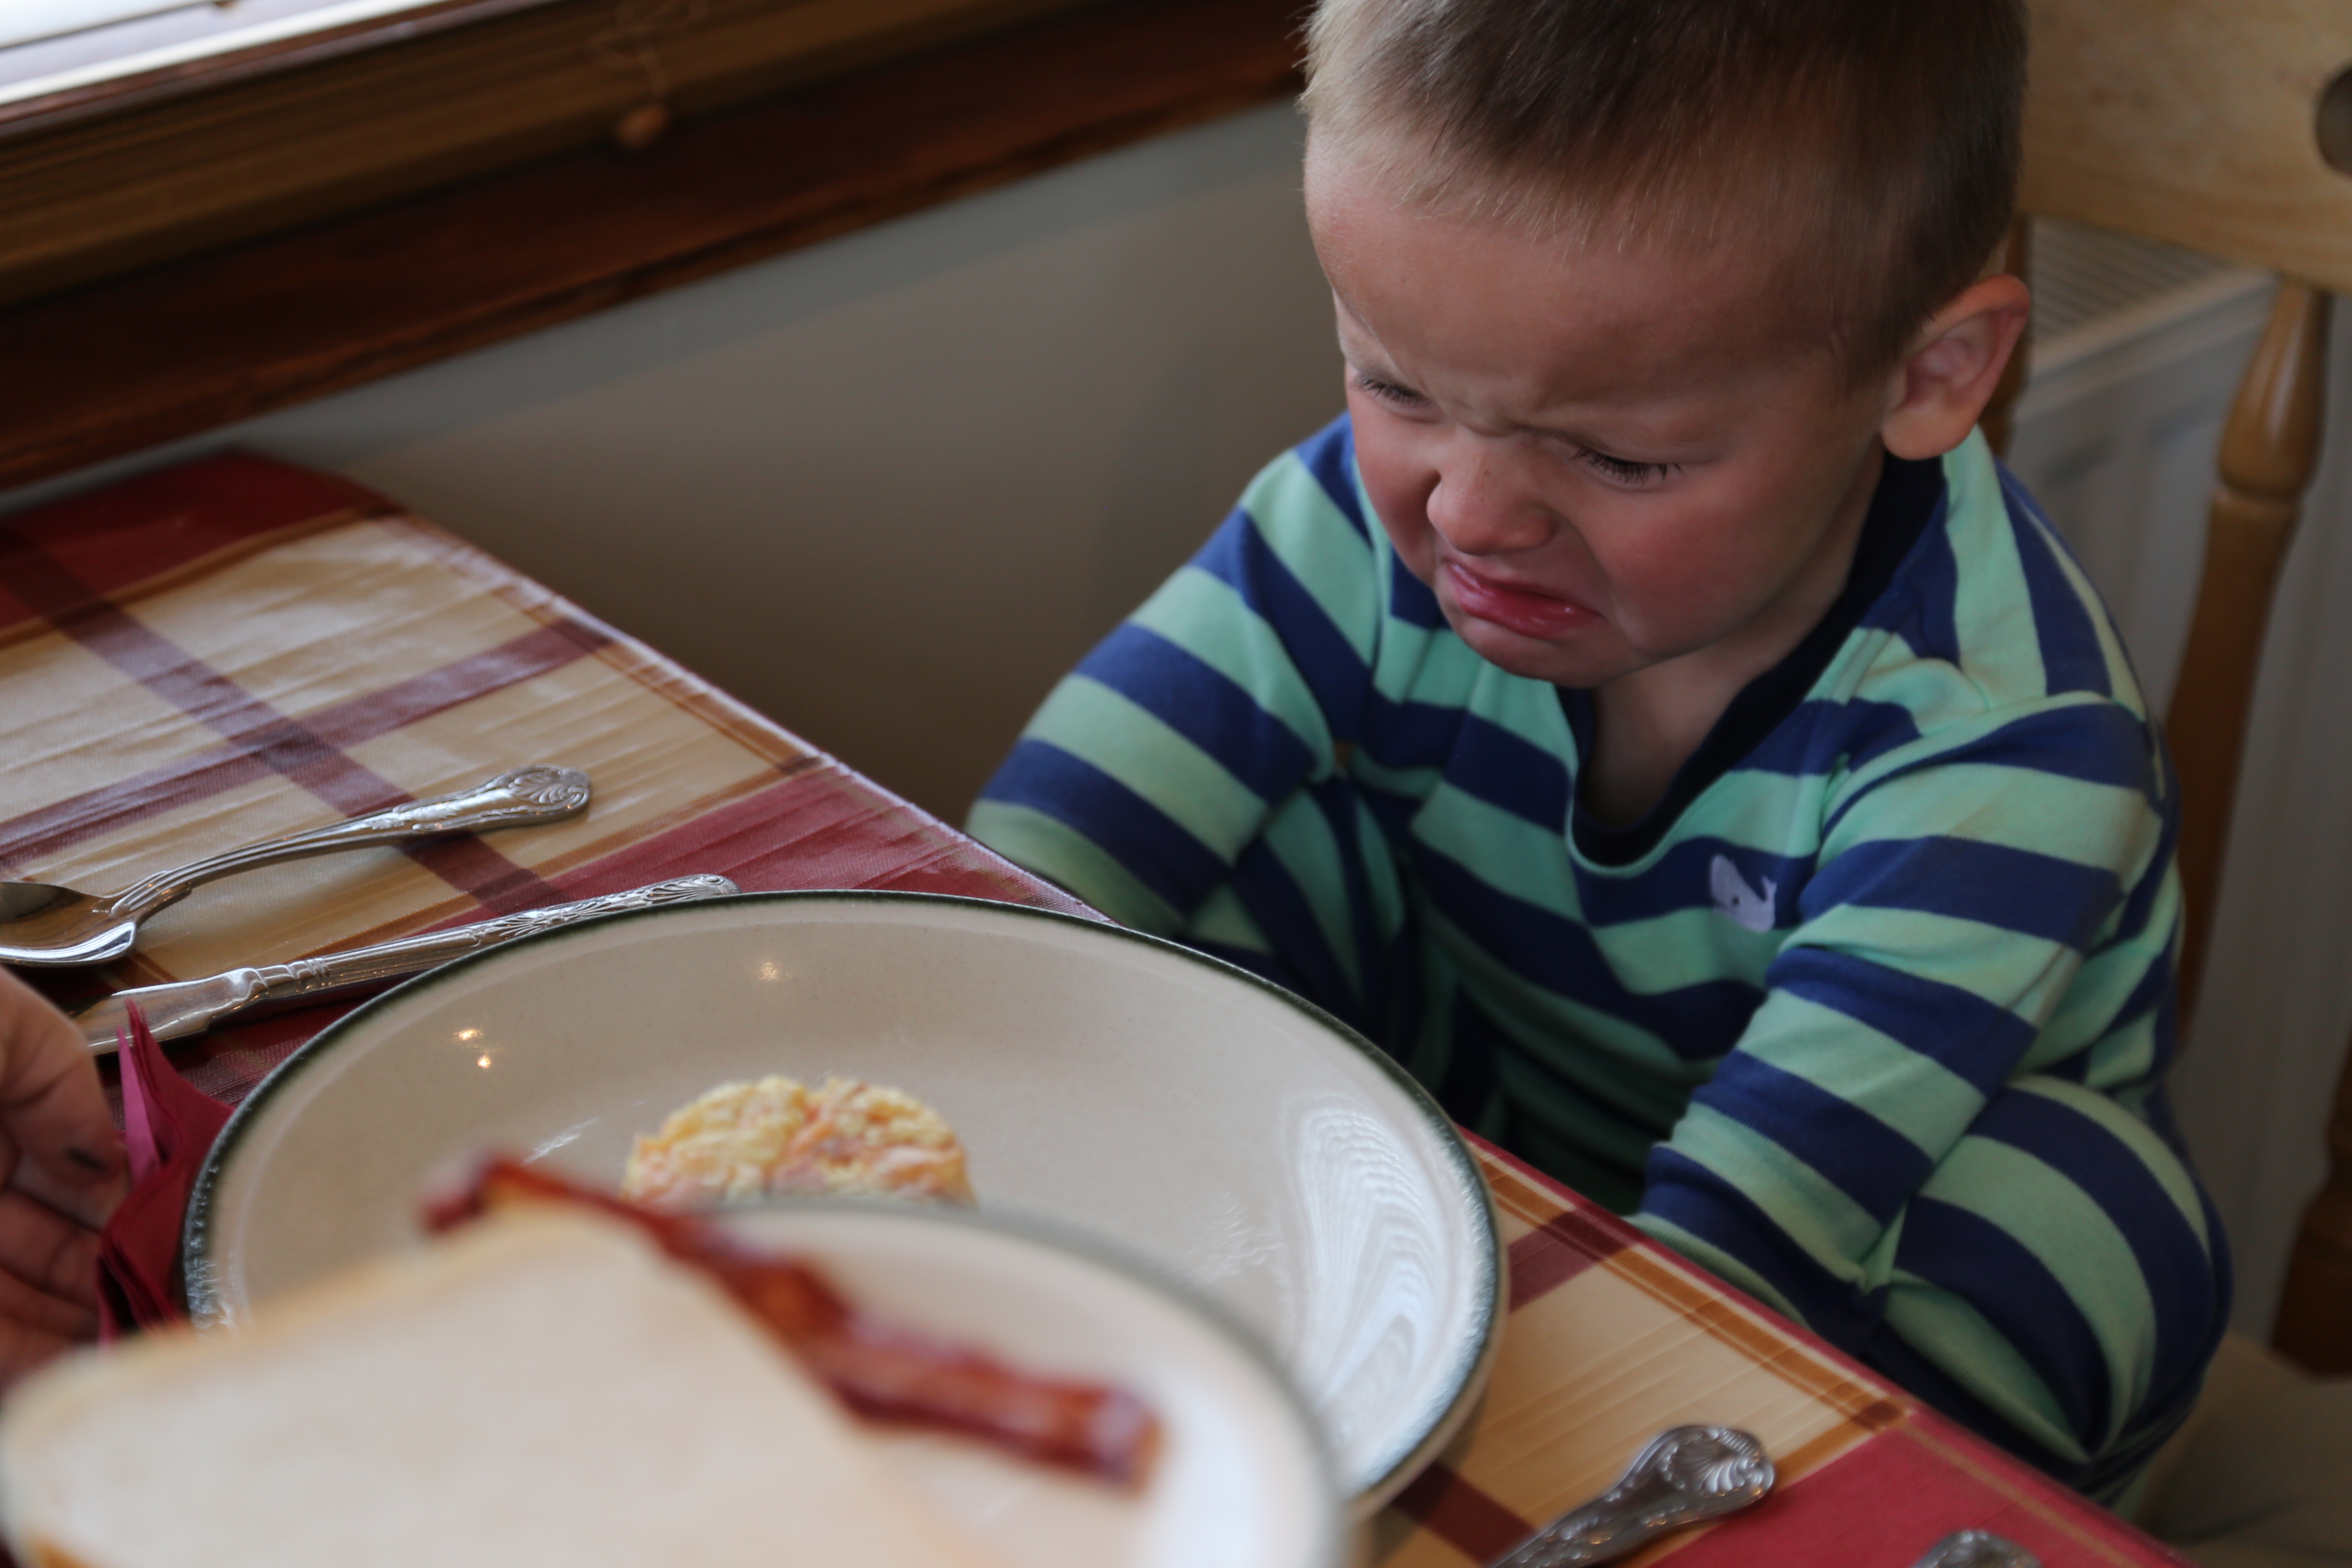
[1303,0,2026,377]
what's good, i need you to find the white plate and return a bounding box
[185,892,1502,1508]
[722,1202,1351,1568]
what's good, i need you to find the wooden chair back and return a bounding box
[1983,0,2352,1372]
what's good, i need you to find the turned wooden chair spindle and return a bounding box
[1979,1,2352,1373]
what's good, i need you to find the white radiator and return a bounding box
[2005,218,2352,1337]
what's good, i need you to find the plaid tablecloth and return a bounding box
[0,453,2188,1568]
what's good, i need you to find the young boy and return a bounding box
[968,0,2227,1500]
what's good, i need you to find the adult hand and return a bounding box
[0,968,128,1390]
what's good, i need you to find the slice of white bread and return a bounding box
[0,1209,1008,1568]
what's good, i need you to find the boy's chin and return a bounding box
[1444,609,1630,691]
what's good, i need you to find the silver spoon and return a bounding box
[1488,1426,1775,1567]
[0,766,591,967]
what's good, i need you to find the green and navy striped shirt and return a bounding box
[971,416,2227,1497]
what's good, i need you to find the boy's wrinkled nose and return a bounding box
[1424,447,1556,557]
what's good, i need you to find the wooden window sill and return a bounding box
[0,0,1103,305]
[0,0,1301,495]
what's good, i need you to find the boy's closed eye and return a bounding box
[1349,368,1429,410]
[1575,449,1678,488]
[1349,368,1680,488]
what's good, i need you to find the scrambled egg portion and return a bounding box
[622,1075,974,1209]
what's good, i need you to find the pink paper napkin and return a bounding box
[95,1006,233,1338]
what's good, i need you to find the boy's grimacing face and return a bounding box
[1303,147,1901,693]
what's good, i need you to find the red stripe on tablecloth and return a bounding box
[0,541,557,910]
[1389,1461,1535,1562]
[177,1006,340,1109]
[1468,1131,1641,1234]
[576,764,1104,914]
[0,452,392,636]
[0,619,613,873]
[1507,1202,1633,1309]
[1648,1419,2186,1568]
[1893,1410,2198,1567]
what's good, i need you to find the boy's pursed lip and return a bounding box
[1442,561,1596,638]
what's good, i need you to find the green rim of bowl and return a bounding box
[182,889,1504,1509]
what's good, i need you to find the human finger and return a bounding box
[0,970,128,1229]
[0,1257,98,1351]
[0,1187,105,1312]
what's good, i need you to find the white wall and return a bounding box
[7,101,1342,820]
[13,99,2350,1341]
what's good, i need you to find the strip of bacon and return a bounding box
[424,1158,1161,1488]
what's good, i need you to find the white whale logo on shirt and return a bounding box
[1710,854,1777,933]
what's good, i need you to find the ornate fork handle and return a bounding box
[105,766,592,920]
[256,875,736,998]
[1490,1427,1774,1568]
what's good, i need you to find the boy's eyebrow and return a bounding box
[1335,334,1403,381]
[1540,380,1745,450]
[1329,306,1384,365]
[1340,346,1715,456]
[1328,291,1727,454]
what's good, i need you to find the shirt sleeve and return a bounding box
[1632,694,2227,1498]
[966,428,1384,937]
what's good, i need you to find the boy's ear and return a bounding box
[1879,274,2032,460]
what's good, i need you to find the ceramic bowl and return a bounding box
[186,891,1502,1508]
